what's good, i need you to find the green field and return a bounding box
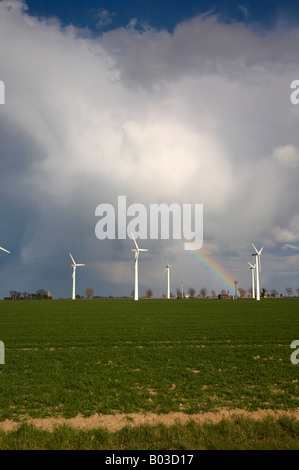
[0,298,299,449]
[0,298,298,420]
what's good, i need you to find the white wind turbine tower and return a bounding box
[251,243,263,301]
[69,253,85,300]
[131,233,148,301]
[164,262,173,299]
[248,262,256,299]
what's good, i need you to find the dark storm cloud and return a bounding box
[0,0,299,297]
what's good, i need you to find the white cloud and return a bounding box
[0,1,299,296]
[236,5,250,20]
[274,216,299,244]
[273,144,299,167]
[95,9,116,29]
[283,244,299,251]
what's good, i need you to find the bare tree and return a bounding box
[200,287,207,298]
[238,287,247,298]
[188,287,195,298]
[286,287,293,297]
[9,290,18,300]
[36,289,48,299]
[271,288,279,297]
[85,288,94,299]
[146,288,153,298]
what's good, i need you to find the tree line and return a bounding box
[5,286,299,300]
[134,286,299,299]
[6,289,51,300]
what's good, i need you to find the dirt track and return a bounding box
[1,408,299,432]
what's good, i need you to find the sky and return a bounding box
[0,0,299,299]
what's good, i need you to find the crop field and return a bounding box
[0,298,298,449]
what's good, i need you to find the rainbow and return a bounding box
[185,244,238,293]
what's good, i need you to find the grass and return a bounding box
[0,416,298,450]
[0,298,298,449]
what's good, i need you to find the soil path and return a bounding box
[1,408,299,432]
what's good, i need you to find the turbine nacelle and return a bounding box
[252,244,263,272]
[252,243,264,256]
[69,253,85,268]
[131,234,148,253]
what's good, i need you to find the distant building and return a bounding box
[218,293,230,299]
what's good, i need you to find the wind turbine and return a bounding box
[131,233,148,301]
[251,244,263,301]
[164,262,173,299]
[248,262,256,299]
[0,246,10,254]
[69,253,85,300]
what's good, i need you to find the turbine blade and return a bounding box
[139,249,148,252]
[259,246,264,254]
[251,243,258,254]
[0,246,10,254]
[131,232,139,250]
[69,253,75,264]
[248,262,254,268]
